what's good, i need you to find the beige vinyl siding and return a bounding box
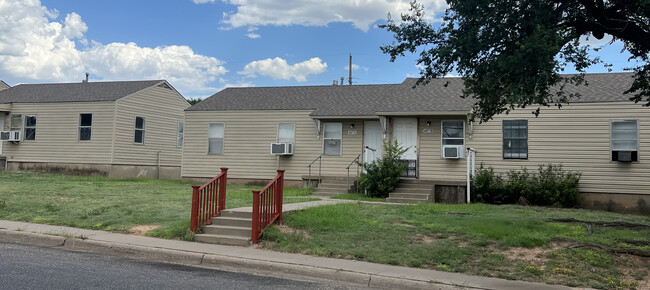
[0,104,10,111]
[469,102,650,195]
[112,84,189,167]
[0,82,9,91]
[418,117,469,181]
[2,102,115,163]
[182,110,364,181]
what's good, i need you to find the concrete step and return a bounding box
[397,183,435,188]
[195,234,251,246]
[319,176,348,183]
[220,210,252,219]
[317,183,351,190]
[212,217,251,227]
[203,224,251,236]
[312,191,342,197]
[386,197,428,204]
[389,193,430,199]
[398,179,436,185]
[391,188,433,194]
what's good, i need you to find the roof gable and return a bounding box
[0,80,163,104]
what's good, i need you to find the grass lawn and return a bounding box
[260,203,650,289]
[0,171,315,240]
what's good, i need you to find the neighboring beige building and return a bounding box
[182,73,649,214]
[0,80,189,179]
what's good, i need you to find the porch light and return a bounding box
[350,123,355,129]
[426,121,431,127]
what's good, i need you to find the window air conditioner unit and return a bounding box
[0,131,20,142]
[612,150,637,162]
[270,143,294,155]
[442,145,464,159]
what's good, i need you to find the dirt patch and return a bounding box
[129,225,160,236]
[616,254,650,289]
[275,224,311,239]
[499,246,551,267]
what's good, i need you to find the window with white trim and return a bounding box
[79,114,92,141]
[24,115,36,141]
[134,116,145,144]
[503,120,528,159]
[177,122,184,147]
[441,120,464,145]
[10,114,21,131]
[323,122,342,156]
[611,120,638,161]
[208,123,225,154]
[278,123,295,143]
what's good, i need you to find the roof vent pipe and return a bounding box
[332,80,338,86]
[340,77,344,85]
[83,72,89,83]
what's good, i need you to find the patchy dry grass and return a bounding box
[260,203,650,289]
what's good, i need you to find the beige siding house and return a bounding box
[0,80,189,179]
[182,73,649,214]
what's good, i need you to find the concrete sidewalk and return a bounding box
[0,220,573,290]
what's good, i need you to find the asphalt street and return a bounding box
[0,243,366,290]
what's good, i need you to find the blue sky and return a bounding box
[0,0,633,99]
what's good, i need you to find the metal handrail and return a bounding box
[307,154,324,188]
[346,154,361,193]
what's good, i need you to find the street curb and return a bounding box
[0,229,472,289]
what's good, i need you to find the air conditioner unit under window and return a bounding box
[612,150,638,162]
[0,131,21,142]
[442,145,464,159]
[270,143,294,155]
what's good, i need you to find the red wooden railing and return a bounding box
[251,169,284,243]
[190,168,228,233]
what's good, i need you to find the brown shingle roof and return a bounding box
[189,72,637,116]
[0,80,163,104]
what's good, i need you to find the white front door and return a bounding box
[363,121,382,164]
[392,118,418,160]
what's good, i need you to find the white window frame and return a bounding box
[610,119,639,160]
[177,121,184,148]
[208,123,225,154]
[23,115,37,141]
[9,114,22,131]
[277,123,295,144]
[134,116,146,144]
[322,122,342,156]
[502,120,528,159]
[441,120,465,146]
[79,113,93,142]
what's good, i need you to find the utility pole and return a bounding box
[348,53,353,85]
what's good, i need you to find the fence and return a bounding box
[251,169,284,243]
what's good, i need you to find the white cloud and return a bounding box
[0,0,228,96]
[245,33,261,39]
[200,0,447,32]
[239,57,327,82]
[344,64,368,72]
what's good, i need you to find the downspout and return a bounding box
[157,151,161,180]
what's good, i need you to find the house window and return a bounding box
[441,120,464,145]
[278,123,295,143]
[177,122,184,147]
[24,115,36,141]
[208,123,225,154]
[10,114,21,131]
[611,120,638,161]
[134,116,145,144]
[79,114,92,141]
[503,120,528,159]
[323,122,342,156]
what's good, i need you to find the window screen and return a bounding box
[134,116,145,144]
[208,123,225,154]
[323,123,342,156]
[503,120,528,159]
[79,114,92,141]
[278,123,295,143]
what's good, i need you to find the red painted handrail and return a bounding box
[251,169,284,243]
[190,167,228,233]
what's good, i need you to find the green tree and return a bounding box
[380,1,650,122]
[187,97,203,106]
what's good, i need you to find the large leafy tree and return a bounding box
[380,0,650,122]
